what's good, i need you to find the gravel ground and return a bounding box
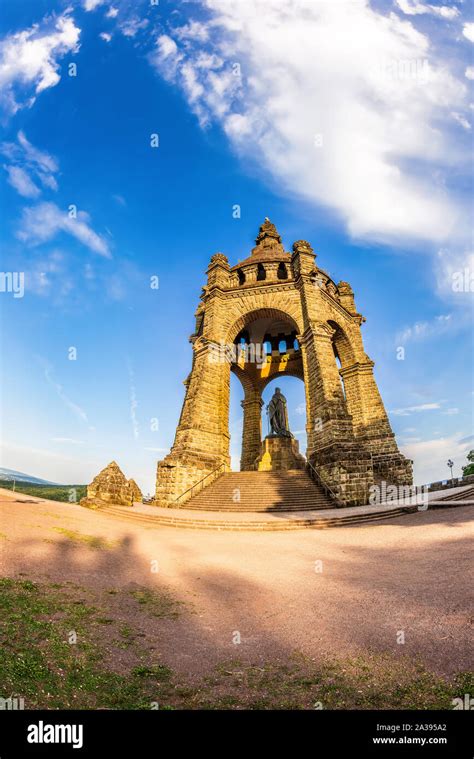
[0,488,472,679]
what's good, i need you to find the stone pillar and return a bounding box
[340,360,393,440]
[155,338,231,506]
[265,262,280,282]
[240,394,264,470]
[301,322,353,457]
[340,360,413,485]
[245,264,258,283]
[300,322,375,506]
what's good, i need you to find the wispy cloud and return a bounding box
[395,1,459,19]
[148,0,470,247]
[400,431,472,484]
[39,357,91,427]
[0,12,80,116]
[391,402,441,416]
[3,164,40,198]
[128,361,139,440]
[2,131,58,198]
[51,437,85,445]
[119,17,149,38]
[18,201,111,257]
[83,0,106,11]
[462,23,474,43]
[396,314,453,344]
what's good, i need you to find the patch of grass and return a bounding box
[131,665,172,681]
[1,482,86,503]
[52,528,118,550]
[0,578,470,710]
[0,578,177,710]
[129,587,183,619]
[201,656,471,710]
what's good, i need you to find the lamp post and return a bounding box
[447,459,454,482]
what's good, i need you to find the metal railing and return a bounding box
[174,462,230,507]
[306,460,342,507]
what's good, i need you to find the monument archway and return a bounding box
[155,219,412,507]
[228,307,304,471]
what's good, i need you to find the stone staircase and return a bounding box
[182,470,334,512]
[101,502,416,531]
[438,486,474,502]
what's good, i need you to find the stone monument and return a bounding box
[80,461,142,509]
[155,218,412,507]
[255,387,306,471]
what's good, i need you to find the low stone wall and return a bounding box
[426,475,474,493]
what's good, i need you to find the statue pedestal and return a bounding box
[254,435,306,471]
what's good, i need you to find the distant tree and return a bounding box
[462,450,474,477]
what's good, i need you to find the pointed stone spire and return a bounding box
[255,217,282,246]
[249,217,286,259]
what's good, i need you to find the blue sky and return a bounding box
[0,0,472,494]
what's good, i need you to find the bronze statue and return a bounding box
[267,387,293,437]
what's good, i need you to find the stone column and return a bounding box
[301,322,353,457]
[155,338,231,506]
[240,394,264,470]
[299,322,375,506]
[265,262,280,282]
[340,360,393,441]
[340,360,413,485]
[245,264,258,283]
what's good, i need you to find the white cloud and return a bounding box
[435,247,474,297]
[400,432,472,484]
[39,357,90,427]
[462,23,474,42]
[175,21,210,43]
[396,313,453,343]
[17,131,58,173]
[83,0,106,10]
[465,66,474,80]
[451,111,471,130]
[395,1,459,19]
[23,250,70,298]
[149,0,470,246]
[391,402,441,416]
[100,32,112,43]
[0,440,99,485]
[2,131,59,198]
[442,407,459,415]
[106,8,119,20]
[119,17,149,38]
[18,201,111,257]
[0,13,80,115]
[51,437,85,445]
[4,165,40,198]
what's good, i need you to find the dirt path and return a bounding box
[1,488,472,680]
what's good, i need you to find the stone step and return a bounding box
[182,469,334,512]
[438,486,474,502]
[101,505,415,531]
[181,503,333,514]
